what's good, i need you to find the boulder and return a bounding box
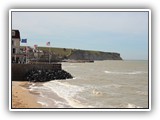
[25,69,73,82]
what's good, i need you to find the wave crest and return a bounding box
[104,70,147,75]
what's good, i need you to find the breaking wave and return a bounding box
[43,81,90,108]
[104,70,147,75]
[126,103,143,108]
[118,103,143,108]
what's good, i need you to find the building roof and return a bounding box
[12,30,20,39]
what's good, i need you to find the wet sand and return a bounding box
[12,81,42,108]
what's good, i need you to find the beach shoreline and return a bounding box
[12,81,42,108]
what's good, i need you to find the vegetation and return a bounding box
[37,47,103,57]
[20,46,122,61]
[38,47,72,57]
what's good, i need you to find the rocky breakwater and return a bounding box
[25,69,73,82]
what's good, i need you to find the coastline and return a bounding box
[12,81,42,108]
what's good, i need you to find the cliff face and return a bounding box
[68,50,122,60]
[32,47,123,61]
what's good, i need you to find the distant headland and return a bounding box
[20,46,123,63]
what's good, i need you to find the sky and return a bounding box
[12,11,149,60]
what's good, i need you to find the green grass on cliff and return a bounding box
[38,47,103,57]
[21,46,105,57]
[38,47,72,57]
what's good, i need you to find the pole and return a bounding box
[49,46,51,64]
[37,47,39,63]
[26,46,27,64]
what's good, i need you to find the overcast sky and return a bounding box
[12,11,149,60]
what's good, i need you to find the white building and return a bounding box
[12,30,20,54]
[12,30,25,63]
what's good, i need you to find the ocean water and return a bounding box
[29,60,149,108]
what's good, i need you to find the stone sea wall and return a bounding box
[12,64,62,81]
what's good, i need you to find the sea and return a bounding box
[28,60,149,109]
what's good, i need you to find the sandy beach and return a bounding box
[12,81,42,108]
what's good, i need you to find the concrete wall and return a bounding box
[12,63,62,81]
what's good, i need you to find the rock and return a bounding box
[68,50,123,60]
[25,69,73,82]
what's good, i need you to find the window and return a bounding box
[12,31,15,36]
[13,48,16,54]
[12,40,14,45]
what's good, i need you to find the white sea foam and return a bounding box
[104,70,147,75]
[73,77,76,80]
[43,81,89,108]
[92,89,103,96]
[126,103,143,108]
[29,86,47,92]
[53,100,69,108]
[37,101,48,107]
[118,103,143,108]
[72,76,82,80]
[29,86,39,91]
